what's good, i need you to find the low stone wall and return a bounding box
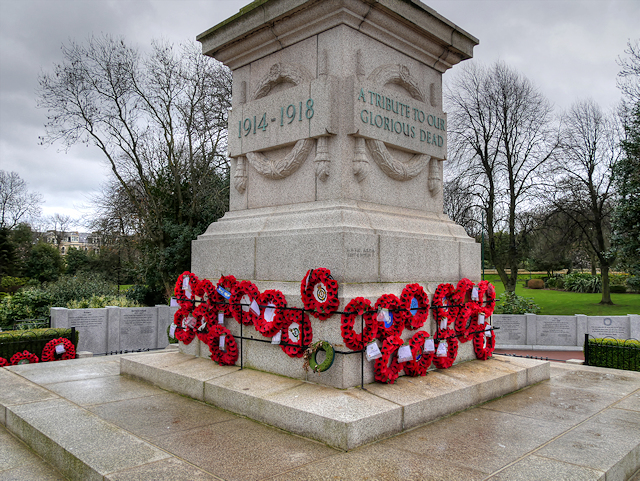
[51,305,178,355]
[493,313,640,350]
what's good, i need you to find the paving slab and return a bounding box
[149,417,337,481]
[549,362,640,396]
[203,367,402,450]
[481,382,621,425]
[537,406,640,481]
[43,374,163,407]
[486,454,605,481]
[87,392,237,440]
[7,356,121,385]
[266,442,488,481]
[382,407,570,475]
[104,457,219,481]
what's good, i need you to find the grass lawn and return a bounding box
[483,275,640,316]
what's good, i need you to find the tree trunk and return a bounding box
[600,263,613,305]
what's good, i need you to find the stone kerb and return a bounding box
[51,306,178,355]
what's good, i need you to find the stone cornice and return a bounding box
[197,0,478,72]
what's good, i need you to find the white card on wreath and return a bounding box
[271,331,282,344]
[250,299,260,316]
[169,324,176,338]
[218,312,224,324]
[471,286,479,301]
[478,313,485,324]
[219,335,226,350]
[365,341,382,361]
[55,343,66,354]
[398,344,413,363]
[436,342,448,357]
[424,338,435,353]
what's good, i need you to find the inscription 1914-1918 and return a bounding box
[237,98,314,138]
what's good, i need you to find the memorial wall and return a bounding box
[51,306,178,354]
[493,313,640,349]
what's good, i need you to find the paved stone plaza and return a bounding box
[1,353,639,480]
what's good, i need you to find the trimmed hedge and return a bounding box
[585,337,640,372]
[0,328,79,363]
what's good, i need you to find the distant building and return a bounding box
[45,231,101,255]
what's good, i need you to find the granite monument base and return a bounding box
[122,350,549,451]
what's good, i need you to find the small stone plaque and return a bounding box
[120,308,157,351]
[536,316,576,346]
[587,316,630,340]
[492,315,525,344]
[68,309,108,353]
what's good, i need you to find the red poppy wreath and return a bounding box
[205,325,239,366]
[478,280,497,316]
[374,293,405,340]
[452,278,474,341]
[254,289,287,337]
[192,303,217,343]
[173,307,196,345]
[174,271,200,308]
[10,350,39,365]
[374,335,404,384]
[400,283,429,330]
[340,297,378,351]
[280,309,313,358]
[432,335,459,369]
[41,338,76,362]
[213,274,238,317]
[300,268,339,320]
[229,280,260,326]
[403,331,434,377]
[432,283,456,331]
[473,322,496,360]
[0,357,8,367]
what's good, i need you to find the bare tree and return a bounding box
[0,170,43,229]
[617,39,640,113]
[549,99,621,304]
[38,36,231,294]
[443,178,481,238]
[446,62,558,291]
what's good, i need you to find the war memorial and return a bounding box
[120,0,551,448]
[2,1,639,479]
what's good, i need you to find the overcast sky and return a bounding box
[1,0,638,230]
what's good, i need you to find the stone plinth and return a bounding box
[191,0,479,387]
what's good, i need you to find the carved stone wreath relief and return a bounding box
[352,58,443,196]
[233,62,332,193]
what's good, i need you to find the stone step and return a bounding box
[121,351,550,450]
[0,367,172,481]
